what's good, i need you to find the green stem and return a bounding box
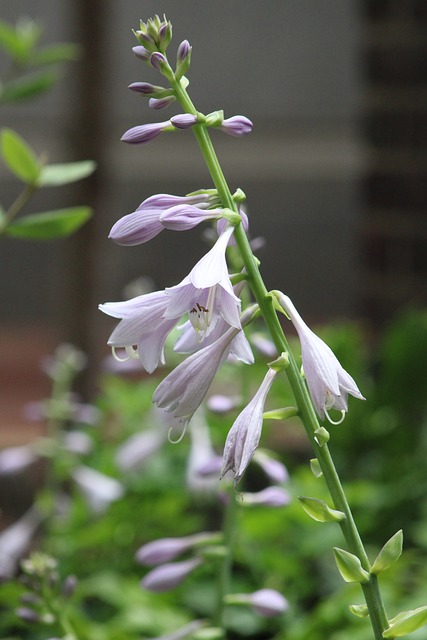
[0,182,36,234]
[168,71,391,639]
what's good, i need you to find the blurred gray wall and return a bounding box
[0,1,364,331]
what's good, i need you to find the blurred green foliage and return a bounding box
[0,309,426,639]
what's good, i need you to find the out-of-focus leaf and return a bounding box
[38,160,96,187]
[5,207,92,239]
[0,20,24,59]
[383,604,427,637]
[30,43,82,66]
[0,70,58,104]
[0,128,40,183]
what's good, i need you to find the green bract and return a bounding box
[371,530,403,575]
[383,604,427,638]
[298,497,345,523]
[333,547,370,583]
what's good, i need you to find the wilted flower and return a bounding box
[222,368,277,485]
[274,292,365,420]
[142,557,202,592]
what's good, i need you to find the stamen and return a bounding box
[325,409,346,426]
[112,347,130,362]
[168,423,187,444]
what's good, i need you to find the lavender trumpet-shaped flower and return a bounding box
[274,291,365,421]
[136,531,219,566]
[142,557,202,592]
[109,192,216,246]
[221,367,277,485]
[153,323,250,427]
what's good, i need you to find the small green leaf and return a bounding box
[309,458,323,478]
[38,160,96,187]
[299,496,345,523]
[333,547,370,584]
[383,604,427,638]
[0,70,58,104]
[30,43,81,66]
[371,530,403,575]
[0,20,23,58]
[5,207,92,240]
[1,128,40,182]
[314,426,330,446]
[349,604,369,618]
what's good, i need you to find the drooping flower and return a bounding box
[136,531,219,566]
[274,292,365,420]
[153,324,247,426]
[142,557,202,592]
[109,192,216,246]
[221,367,277,485]
[99,290,177,373]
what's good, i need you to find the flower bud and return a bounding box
[132,45,150,61]
[142,557,202,592]
[219,115,253,137]
[240,486,291,507]
[128,82,169,96]
[121,120,171,145]
[149,96,176,110]
[176,39,192,79]
[150,51,167,71]
[170,114,198,130]
[249,589,289,617]
[16,607,40,623]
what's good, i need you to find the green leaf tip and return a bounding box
[371,530,403,575]
[333,547,370,584]
[383,604,427,638]
[298,496,345,523]
[38,160,96,187]
[5,206,92,240]
[349,604,369,618]
[0,127,40,183]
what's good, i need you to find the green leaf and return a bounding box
[30,43,81,66]
[0,20,23,58]
[349,604,369,618]
[333,547,370,584]
[5,207,92,240]
[263,406,298,420]
[0,128,40,182]
[371,530,403,575]
[38,160,96,187]
[0,70,58,104]
[383,605,427,638]
[298,496,345,523]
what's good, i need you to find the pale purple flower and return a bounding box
[186,410,219,494]
[222,368,277,485]
[150,51,167,70]
[153,324,246,426]
[251,333,278,358]
[170,114,197,129]
[249,589,289,617]
[253,450,289,484]
[240,487,291,508]
[0,507,42,579]
[206,394,241,414]
[219,115,253,137]
[116,428,166,472]
[142,557,202,592]
[177,39,191,64]
[136,531,217,566]
[275,292,365,420]
[72,466,124,514]
[121,120,171,144]
[63,431,93,456]
[99,290,177,373]
[159,205,222,231]
[109,192,213,246]
[128,82,168,95]
[164,226,242,341]
[0,445,37,475]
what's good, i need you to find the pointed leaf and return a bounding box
[299,496,345,523]
[333,547,370,583]
[0,70,58,104]
[383,605,427,638]
[349,604,369,618]
[0,20,23,58]
[0,128,40,182]
[309,458,323,478]
[263,407,298,421]
[30,43,81,66]
[5,207,92,240]
[314,427,330,446]
[371,530,403,575]
[38,161,96,187]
